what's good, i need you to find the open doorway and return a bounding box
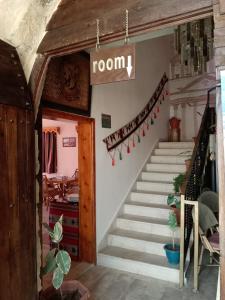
[40,108,96,288]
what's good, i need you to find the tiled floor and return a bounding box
[73,259,218,300]
[42,205,218,299]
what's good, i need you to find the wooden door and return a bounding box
[78,119,96,263]
[0,40,36,300]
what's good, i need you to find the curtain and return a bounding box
[42,131,57,173]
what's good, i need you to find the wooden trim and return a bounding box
[42,107,94,123]
[38,6,213,55]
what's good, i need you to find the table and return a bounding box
[49,177,76,199]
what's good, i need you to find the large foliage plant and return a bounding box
[41,215,71,290]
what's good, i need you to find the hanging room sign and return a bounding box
[90,44,135,85]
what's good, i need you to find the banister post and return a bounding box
[179,194,185,288]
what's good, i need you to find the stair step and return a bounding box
[123,203,170,219]
[130,191,170,205]
[116,214,180,237]
[98,246,179,283]
[108,229,179,256]
[155,148,193,156]
[158,142,194,149]
[150,155,187,164]
[141,171,179,183]
[146,163,186,173]
[136,181,174,193]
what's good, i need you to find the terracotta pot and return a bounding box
[40,280,90,300]
[171,206,180,226]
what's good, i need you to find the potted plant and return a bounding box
[167,194,180,225]
[164,211,180,265]
[40,215,90,300]
[173,173,186,194]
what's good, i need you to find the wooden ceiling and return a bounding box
[38,0,213,55]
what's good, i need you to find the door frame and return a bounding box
[41,107,96,264]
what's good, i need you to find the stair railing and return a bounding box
[179,86,217,291]
[102,73,168,165]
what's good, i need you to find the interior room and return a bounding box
[42,118,80,264]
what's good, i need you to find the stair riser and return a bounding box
[146,164,186,173]
[151,156,187,164]
[141,172,178,183]
[158,142,194,149]
[97,254,179,283]
[108,234,166,256]
[116,218,179,237]
[136,182,173,193]
[123,204,169,219]
[155,149,193,156]
[130,193,167,205]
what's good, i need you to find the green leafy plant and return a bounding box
[168,211,177,250]
[41,215,71,290]
[167,194,180,209]
[173,173,186,193]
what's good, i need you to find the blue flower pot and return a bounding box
[164,244,180,265]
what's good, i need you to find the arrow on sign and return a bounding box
[126,55,132,77]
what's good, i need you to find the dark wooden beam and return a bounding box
[39,0,213,54]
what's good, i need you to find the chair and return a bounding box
[42,175,61,208]
[193,202,220,274]
[66,169,79,195]
[198,191,219,216]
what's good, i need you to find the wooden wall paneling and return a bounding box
[17,109,36,300]
[6,106,22,300]
[39,0,213,54]
[0,105,36,300]
[0,40,31,109]
[0,105,10,299]
[78,120,96,263]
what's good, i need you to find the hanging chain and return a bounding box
[124,9,129,44]
[96,19,100,50]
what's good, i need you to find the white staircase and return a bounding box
[98,141,194,283]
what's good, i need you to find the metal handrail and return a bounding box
[179,85,217,289]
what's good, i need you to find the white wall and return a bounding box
[169,73,216,140]
[42,119,78,177]
[91,36,173,246]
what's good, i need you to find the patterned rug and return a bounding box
[49,201,79,260]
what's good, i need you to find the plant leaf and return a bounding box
[58,214,63,224]
[56,250,71,275]
[41,254,57,276]
[52,220,63,243]
[52,267,64,289]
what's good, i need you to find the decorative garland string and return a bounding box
[103,74,169,166]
